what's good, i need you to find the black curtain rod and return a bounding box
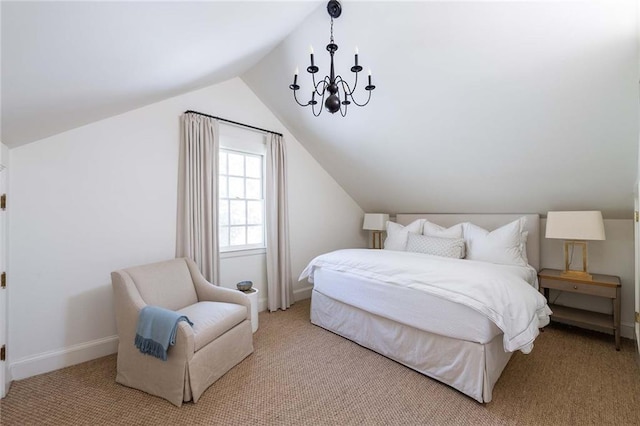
[184,110,283,137]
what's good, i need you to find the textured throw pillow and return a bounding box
[406,233,465,259]
[462,217,528,266]
[422,221,463,239]
[384,219,424,251]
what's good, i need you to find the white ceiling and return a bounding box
[243,1,638,218]
[1,1,320,147]
[2,1,638,218]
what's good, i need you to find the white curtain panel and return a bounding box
[176,112,220,284]
[266,134,293,311]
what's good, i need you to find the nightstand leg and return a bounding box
[614,287,621,351]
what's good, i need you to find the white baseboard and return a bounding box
[258,297,268,313]
[256,286,312,313]
[9,335,119,381]
[294,285,312,302]
[621,322,636,340]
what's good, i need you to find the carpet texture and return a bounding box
[1,299,639,425]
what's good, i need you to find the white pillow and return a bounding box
[384,219,424,251]
[520,231,529,265]
[462,218,528,266]
[422,221,463,239]
[406,233,465,259]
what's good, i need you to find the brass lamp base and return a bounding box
[562,240,593,281]
[371,231,384,249]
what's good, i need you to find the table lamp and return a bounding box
[363,213,389,249]
[545,211,605,280]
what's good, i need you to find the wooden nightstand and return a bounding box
[538,268,621,350]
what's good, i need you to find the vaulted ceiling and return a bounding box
[243,1,638,218]
[1,1,320,146]
[2,1,638,218]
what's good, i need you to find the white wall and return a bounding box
[8,77,366,380]
[541,219,635,339]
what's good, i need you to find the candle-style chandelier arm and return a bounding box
[311,78,330,117]
[334,72,360,96]
[311,73,325,97]
[341,79,373,108]
[289,78,328,110]
[291,89,309,108]
[291,75,331,113]
[332,75,371,109]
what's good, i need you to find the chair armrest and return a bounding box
[173,321,196,356]
[195,281,251,322]
[185,258,252,321]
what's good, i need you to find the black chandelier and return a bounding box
[289,0,375,117]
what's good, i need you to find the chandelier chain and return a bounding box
[330,17,334,44]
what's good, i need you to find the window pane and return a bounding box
[246,156,262,178]
[247,200,263,225]
[247,226,263,245]
[228,177,245,199]
[230,200,246,225]
[219,200,229,226]
[228,153,244,176]
[218,149,265,250]
[246,178,261,199]
[219,152,228,175]
[230,226,246,246]
[219,226,229,247]
[219,176,228,198]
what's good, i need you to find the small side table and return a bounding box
[242,288,259,333]
[538,268,621,350]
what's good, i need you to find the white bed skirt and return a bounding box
[310,290,512,403]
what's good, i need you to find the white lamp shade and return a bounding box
[545,211,605,240]
[363,213,389,231]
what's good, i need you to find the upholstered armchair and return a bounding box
[111,258,253,406]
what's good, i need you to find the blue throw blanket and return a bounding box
[134,305,193,361]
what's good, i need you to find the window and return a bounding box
[219,149,265,251]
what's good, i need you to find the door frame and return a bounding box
[0,158,6,397]
[635,182,640,356]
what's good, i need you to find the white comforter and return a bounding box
[299,249,552,354]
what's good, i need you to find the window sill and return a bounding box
[220,248,266,259]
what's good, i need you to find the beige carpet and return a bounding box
[1,299,639,425]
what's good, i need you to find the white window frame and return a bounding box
[219,147,266,253]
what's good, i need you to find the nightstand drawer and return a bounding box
[542,279,616,298]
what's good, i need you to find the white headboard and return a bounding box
[396,214,541,271]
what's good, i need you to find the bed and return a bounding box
[300,214,551,403]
